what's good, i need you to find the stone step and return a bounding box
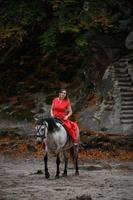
[119,58,128,61]
[117,74,131,78]
[119,86,133,89]
[115,65,127,69]
[121,103,133,107]
[123,92,133,96]
[121,111,133,115]
[121,119,133,124]
[119,82,132,86]
[114,61,127,67]
[116,74,130,78]
[120,88,133,92]
[117,76,132,82]
[115,69,128,74]
[121,97,133,101]
[121,106,133,110]
[121,96,133,100]
[121,91,133,97]
[120,116,133,120]
[118,81,132,85]
[120,112,133,116]
[121,101,133,105]
[117,77,132,81]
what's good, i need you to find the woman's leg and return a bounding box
[63,120,78,144]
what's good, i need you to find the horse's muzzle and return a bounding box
[36,137,42,144]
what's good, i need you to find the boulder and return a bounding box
[125,30,133,50]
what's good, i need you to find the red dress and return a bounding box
[52,98,78,144]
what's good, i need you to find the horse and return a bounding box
[35,117,80,179]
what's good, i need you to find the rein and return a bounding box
[53,118,65,128]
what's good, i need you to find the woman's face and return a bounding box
[59,90,67,99]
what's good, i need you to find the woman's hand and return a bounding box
[64,116,68,120]
[64,105,72,120]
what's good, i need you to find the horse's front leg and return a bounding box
[63,150,68,177]
[55,153,60,178]
[44,152,50,179]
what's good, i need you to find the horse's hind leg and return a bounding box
[75,157,79,175]
[73,145,79,175]
[63,151,68,177]
[55,153,60,178]
[44,153,50,179]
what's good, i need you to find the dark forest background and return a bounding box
[0,0,133,121]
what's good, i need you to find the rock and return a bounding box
[10,142,18,149]
[125,30,133,50]
[27,144,37,152]
[69,194,92,200]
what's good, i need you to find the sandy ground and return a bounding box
[0,156,133,200]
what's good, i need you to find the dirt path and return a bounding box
[0,156,133,200]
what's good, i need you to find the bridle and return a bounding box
[36,118,63,140]
[36,121,48,139]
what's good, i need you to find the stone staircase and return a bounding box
[114,56,133,125]
[82,54,133,134]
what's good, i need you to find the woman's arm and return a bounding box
[64,105,72,120]
[50,103,54,117]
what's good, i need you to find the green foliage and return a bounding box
[0,0,46,27]
[0,0,46,49]
[40,0,114,55]
[59,25,80,33]
[39,28,57,55]
[0,26,26,49]
[0,0,132,62]
[0,0,114,55]
[75,35,88,52]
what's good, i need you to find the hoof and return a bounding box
[62,173,67,177]
[75,172,79,176]
[55,174,60,179]
[45,173,50,179]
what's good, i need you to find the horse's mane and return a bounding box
[45,118,59,132]
[36,117,59,132]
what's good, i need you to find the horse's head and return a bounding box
[35,117,60,144]
[35,119,48,144]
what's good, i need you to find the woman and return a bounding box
[50,89,78,145]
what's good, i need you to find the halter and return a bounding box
[36,121,48,139]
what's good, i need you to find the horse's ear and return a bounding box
[44,121,48,127]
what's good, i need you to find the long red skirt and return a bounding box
[63,120,78,144]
